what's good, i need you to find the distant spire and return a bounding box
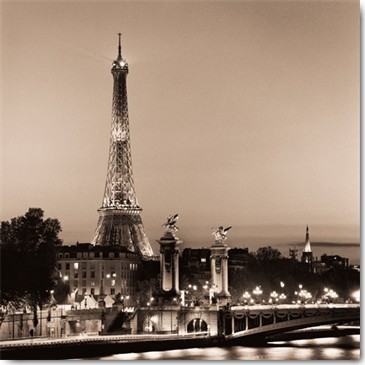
[303,225,312,253]
[118,33,122,60]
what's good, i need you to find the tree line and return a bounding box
[1,208,62,327]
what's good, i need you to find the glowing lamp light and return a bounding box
[352,290,360,302]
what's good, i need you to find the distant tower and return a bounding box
[301,225,313,265]
[92,34,154,258]
[210,227,231,305]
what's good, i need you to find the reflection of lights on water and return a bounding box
[267,341,286,345]
[199,347,227,359]
[232,347,262,360]
[321,348,344,360]
[184,348,205,355]
[349,334,360,343]
[103,353,140,360]
[290,339,311,346]
[163,349,184,358]
[311,337,338,346]
[143,351,167,360]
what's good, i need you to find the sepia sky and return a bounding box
[1,0,360,263]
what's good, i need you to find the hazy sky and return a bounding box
[1,0,360,263]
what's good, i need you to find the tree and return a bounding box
[0,208,62,327]
[135,278,159,307]
[254,246,282,261]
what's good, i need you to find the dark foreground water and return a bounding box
[92,335,360,361]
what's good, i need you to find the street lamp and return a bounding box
[280,281,285,298]
[270,291,279,306]
[252,286,263,304]
[298,289,306,304]
[326,289,338,303]
[242,291,251,305]
[352,290,360,303]
[279,293,286,303]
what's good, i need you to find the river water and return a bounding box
[94,335,360,361]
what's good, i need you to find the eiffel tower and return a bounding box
[92,34,154,258]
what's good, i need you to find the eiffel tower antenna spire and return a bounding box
[118,33,122,59]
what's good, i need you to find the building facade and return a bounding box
[57,243,142,302]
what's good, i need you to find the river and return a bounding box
[92,335,360,361]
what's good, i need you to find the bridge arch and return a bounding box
[224,305,360,342]
[187,318,208,333]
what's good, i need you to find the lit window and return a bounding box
[74,263,79,270]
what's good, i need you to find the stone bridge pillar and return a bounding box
[157,232,181,297]
[210,240,230,305]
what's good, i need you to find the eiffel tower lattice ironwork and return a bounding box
[92,34,154,258]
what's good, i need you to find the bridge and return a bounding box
[221,304,360,344]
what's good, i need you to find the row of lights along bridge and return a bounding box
[241,283,342,306]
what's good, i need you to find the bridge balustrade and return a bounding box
[223,304,360,337]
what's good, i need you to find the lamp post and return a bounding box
[12,307,15,339]
[242,291,251,306]
[146,302,151,333]
[270,291,279,306]
[351,289,360,303]
[279,293,286,304]
[326,289,338,304]
[252,286,263,305]
[280,281,285,300]
[297,284,303,304]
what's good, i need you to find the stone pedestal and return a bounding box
[156,232,181,298]
[210,241,230,305]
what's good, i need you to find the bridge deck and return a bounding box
[223,304,360,342]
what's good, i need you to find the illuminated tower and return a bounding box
[92,34,154,258]
[301,225,313,265]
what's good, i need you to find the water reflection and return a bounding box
[96,335,360,361]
